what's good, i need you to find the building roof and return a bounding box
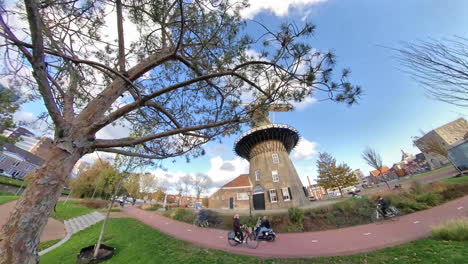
[370,166,390,177]
[222,174,251,188]
[1,143,44,166]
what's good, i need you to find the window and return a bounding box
[272,153,279,164]
[271,170,279,182]
[281,187,290,201]
[237,192,249,200]
[269,189,278,203]
[255,170,261,181]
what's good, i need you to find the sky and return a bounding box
[9,0,468,194]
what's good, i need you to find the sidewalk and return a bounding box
[122,195,468,258]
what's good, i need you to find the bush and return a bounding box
[76,199,109,209]
[440,183,468,201]
[140,204,162,211]
[203,210,223,226]
[288,207,304,224]
[415,192,442,207]
[432,219,468,241]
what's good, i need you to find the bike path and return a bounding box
[122,196,468,258]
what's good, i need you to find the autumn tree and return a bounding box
[316,152,357,196]
[122,172,141,199]
[140,172,158,202]
[71,160,119,199]
[361,147,391,190]
[0,0,361,262]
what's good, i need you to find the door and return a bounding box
[229,197,234,209]
[253,193,265,210]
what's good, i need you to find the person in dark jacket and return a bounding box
[233,214,243,243]
[257,216,271,238]
[377,196,389,215]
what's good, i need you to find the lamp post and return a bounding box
[247,190,252,219]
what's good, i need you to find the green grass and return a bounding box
[0,175,25,187]
[0,195,19,204]
[40,218,468,264]
[396,165,452,183]
[39,239,61,252]
[440,175,468,184]
[432,219,468,241]
[50,201,94,221]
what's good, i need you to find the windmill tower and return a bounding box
[234,104,309,210]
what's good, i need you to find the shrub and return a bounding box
[440,183,468,201]
[201,210,223,226]
[0,191,15,196]
[141,204,162,211]
[410,182,425,194]
[432,219,468,241]
[173,208,190,221]
[288,207,304,224]
[76,199,109,209]
[415,192,442,207]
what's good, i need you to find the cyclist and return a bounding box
[377,196,390,216]
[233,214,243,243]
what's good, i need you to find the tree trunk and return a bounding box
[0,146,81,264]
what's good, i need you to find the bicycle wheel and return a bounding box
[227,232,238,246]
[246,232,259,249]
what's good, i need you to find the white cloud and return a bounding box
[205,156,249,187]
[292,138,318,161]
[291,96,318,111]
[242,0,327,18]
[14,111,35,123]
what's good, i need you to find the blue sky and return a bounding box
[11,0,468,192]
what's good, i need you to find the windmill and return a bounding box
[234,102,309,210]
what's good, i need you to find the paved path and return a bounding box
[0,201,66,242]
[123,196,468,258]
[39,212,105,256]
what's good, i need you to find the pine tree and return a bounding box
[316,152,358,196]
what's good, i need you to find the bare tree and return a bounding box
[394,37,468,107]
[180,174,193,206]
[191,173,212,200]
[140,172,158,202]
[0,0,361,261]
[361,147,391,190]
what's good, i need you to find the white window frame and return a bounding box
[236,192,249,200]
[272,153,279,164]
[282,187,290,201]
[272,170,279,182]
[255,170,261,181]
[269,189,278,203]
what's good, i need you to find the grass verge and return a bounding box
[40,218,468,264]
[440,175,468,184]
[396,165,452,183]
[0,195,19,205]
[432,219,468,241]
[50,201,95,221]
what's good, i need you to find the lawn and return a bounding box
[0,195,19,205]
[396,165,452,183]
[40,218,468,264]
[50,201,95,221]
[39,239,61,252]
[440,175,468,184]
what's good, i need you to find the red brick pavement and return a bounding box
[122,195,468,258]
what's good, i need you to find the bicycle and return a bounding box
[227,225,259,249]
[372,204,399,222]
[194,218,209,228]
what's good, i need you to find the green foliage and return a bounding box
[70,160,120,199]
[316,152,357,195]
[50,201,94,221]
[143,204,162,211]
[76,199,109,209]
[441,175,468,184]
[0,86,20,145]
[432,219,468,241]
[0,191,15,196]
[288,207,304,224]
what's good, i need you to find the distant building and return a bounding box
[449,140,468,171]
[353,169,365,185]
[208,174,252,210]
[414,118,468,169]
[307,184,327,200]
[0,143,43,179]
[3,127,39,152]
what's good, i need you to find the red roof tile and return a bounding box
[370,167,390,177]
[222,174,251,188]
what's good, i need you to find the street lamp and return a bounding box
[247,190,252,219]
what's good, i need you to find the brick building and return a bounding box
[208,174,252,210]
